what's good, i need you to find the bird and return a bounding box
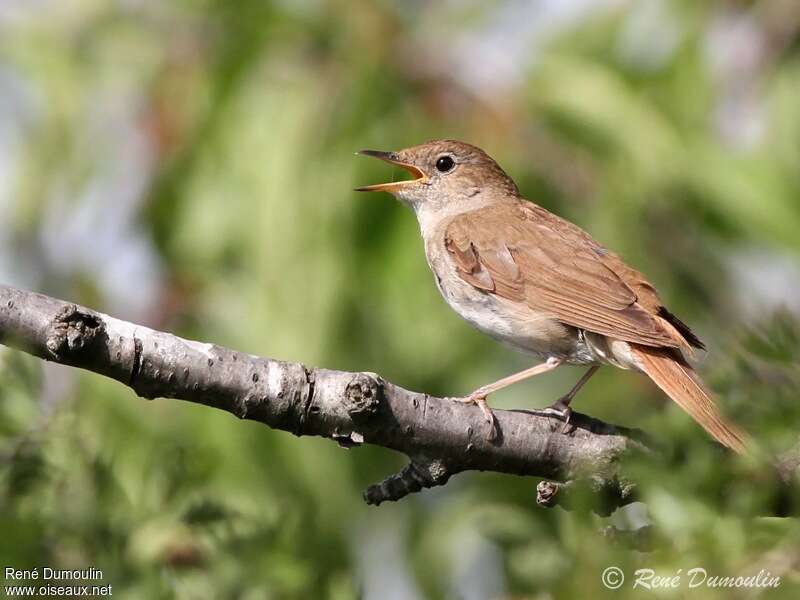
[355,139,747,453]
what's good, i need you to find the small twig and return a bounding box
[363,459,453,505]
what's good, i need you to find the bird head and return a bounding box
[356,140,519,210]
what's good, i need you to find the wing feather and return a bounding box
[444,202,681,348]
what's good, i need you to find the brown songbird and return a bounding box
[356,140,746,452]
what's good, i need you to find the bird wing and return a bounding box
[444,202,682,348]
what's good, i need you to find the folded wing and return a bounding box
[444,202,683,349]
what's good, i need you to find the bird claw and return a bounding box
[559,408,575,435]
[532,396,575,434]
[450,393,498,441]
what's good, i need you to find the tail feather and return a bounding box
[631,345,747,454]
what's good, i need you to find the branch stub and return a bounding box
[344,373,381,423]
[46,304,105,358]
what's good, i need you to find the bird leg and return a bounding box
[452,357,563,441]
[534,365,599,433]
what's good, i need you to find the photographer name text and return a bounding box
[3,567,111,597]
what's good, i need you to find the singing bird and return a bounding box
[356,139,746,452]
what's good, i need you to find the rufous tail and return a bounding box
[631,345,748,454]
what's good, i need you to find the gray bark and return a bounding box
[0,284,791,515]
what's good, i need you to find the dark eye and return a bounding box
[436,155,455,173]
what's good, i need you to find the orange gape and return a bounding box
[357,139,749,451]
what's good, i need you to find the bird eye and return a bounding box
[435,155,455,173]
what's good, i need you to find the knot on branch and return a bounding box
[363,459,452,506]
[536,475,637,516]
[536,480,567,508]
[344,373,381,423]
[332,429,365,449]
[46,305,104,359]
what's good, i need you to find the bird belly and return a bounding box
[432,269,596,364]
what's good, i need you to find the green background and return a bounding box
[1,1,799,598]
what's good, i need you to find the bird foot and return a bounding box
[531,396,575,434]
[449,393,498,441]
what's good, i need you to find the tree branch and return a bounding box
[0,284,791,515]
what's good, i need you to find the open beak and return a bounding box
[355,150,426,192]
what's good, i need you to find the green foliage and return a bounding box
[2,1,800,597]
